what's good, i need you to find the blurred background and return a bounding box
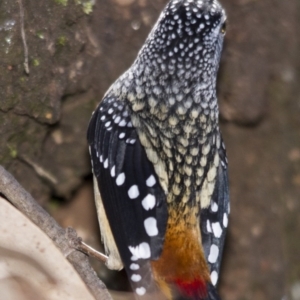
[0,0,300,299]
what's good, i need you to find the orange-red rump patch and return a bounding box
[175,277,208,299]
[151,206,211,299]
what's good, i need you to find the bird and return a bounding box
[87,0,229,299]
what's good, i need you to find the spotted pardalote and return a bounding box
[87,0,229,299]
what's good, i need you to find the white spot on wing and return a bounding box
[119,132,125,139]
[128,185,140,199]
[223,213,228,228]
[136,287,146,296]
[116,173,125,186]
[130,263,139,270]
[146,175,156,187]
[141,194,156,210]
[212,222,223,238]
[103,159,109,169]
[131,274,141,282]
[144,217,158,236]
[208,244,219,263]
[211,270,218,286]
[207,220,212,233]
[110,165,115,177]
[129,242,151,259]
[211,201,218,212]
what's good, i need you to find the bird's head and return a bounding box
[138,0,227,83]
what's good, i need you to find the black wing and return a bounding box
[200,140,229,287]
[87,94,168,297]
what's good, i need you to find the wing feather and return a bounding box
[87,95,168,296]
[200,139,229,287]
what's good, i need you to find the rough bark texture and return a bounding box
[1,0,300,299]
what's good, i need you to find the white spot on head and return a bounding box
[223,213,228,228]
[119,132,125,139]
[144,217,158,236]
[110,165,116,177]
[208,244,219,263]
[211,201,218,212]
[207,220,212,233]
[146,175,156,187]
[128,185,140,199]
[136,287,146,296]
[212,222,223,238]
[211,270,218,286]
[129,242,151,259]
[130,263,139,270]
[103,159,109,169]
[131,274,142,282]
[116,173,125,186]
[119,119,127,127]
[141,194,156,210]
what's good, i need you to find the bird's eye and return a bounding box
[220,21,226,34]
